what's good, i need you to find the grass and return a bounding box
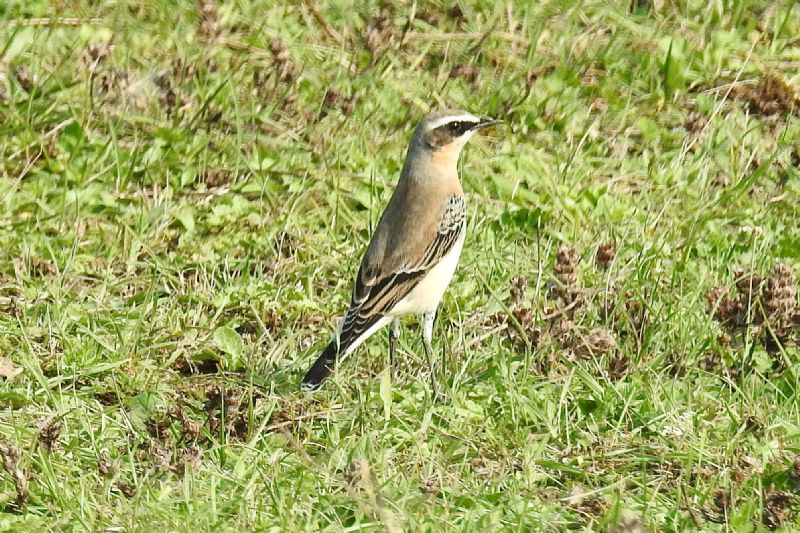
[1,0,799,530]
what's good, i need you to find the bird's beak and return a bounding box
[471,118,503,131]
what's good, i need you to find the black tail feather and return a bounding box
[300,341,338,391]
[301,313,387,391]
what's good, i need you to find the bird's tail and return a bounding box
[301,312,387,391]
[300,341,338,392]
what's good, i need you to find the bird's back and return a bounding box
[360,168,464,284]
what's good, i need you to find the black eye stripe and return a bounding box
[446,120,477,135]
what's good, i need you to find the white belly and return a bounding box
[388,224,466,317]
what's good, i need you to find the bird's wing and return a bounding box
[336,194,466,349]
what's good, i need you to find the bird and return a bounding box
[300,109,501,392]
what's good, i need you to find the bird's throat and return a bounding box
[431,144,463,174]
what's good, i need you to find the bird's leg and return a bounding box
[389,318,400,379]
[422,310,439,398]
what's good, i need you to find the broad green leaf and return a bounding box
[214,326,244,357]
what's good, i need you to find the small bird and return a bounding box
[300,109,500,392]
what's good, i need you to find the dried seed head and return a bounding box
[0,440,28,508]
[180,446,203,472]
[706,287,742,327]
[13,66,33,92]
[470,456,502,478]
[97,68,131,96]
[555,320,579,356]
[763,262,797,318]
[718,332,732,347]
[176,406,202,438]
[732,74,800,118]
[116,481,136,498]
[683,111,708,133]
[581,65,604,87]
[734,268,764,303]
[699,351,722,373]
[197,0,220,40]
[98,454,113,476]
[362,8,397,60]
[266,39,298,83]
[451,64,479,83]
[265,308,280,332]
[511,306,533,325]
[171,58,197,81]
[80,42,111,72]
[509,276,527,306]
[344,458,363,483]
[595,241,617,269]
[321,88,357,116]
[762,262,797,346]
[575,328,616,359]
[504,305,539,353]
[252,67,272,96]
[202,170,230,188]
[607,354,630,380]
[38,418,61,451]
[419,476,439,494]
[554,245,583,309]
[451,64,482,90]
[555,245,577,286]
[567,485,608,517]
[269,37,289,64]
[339,95,357,115]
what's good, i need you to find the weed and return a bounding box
[0,1,798,530]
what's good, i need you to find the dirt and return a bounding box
[204,384,250,440]
[612,514,643,533]
[566,485,608,520]
[763,489,793,529]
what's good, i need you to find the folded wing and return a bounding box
[336,194,466,354]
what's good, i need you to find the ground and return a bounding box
[1,0,799,531]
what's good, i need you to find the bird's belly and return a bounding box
[388,225,466,317]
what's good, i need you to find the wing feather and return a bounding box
[335,194,466,351]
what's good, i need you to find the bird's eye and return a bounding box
[448,121,469,134]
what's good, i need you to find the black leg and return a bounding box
[389,319,400,380]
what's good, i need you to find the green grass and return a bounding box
[1,0,799,530]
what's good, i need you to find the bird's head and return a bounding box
[412,109,502,168]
